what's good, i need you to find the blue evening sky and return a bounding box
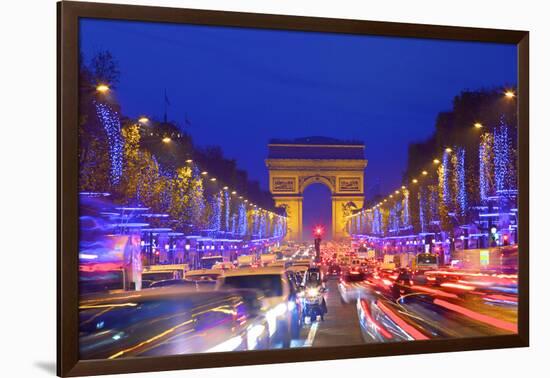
[80,18,516,232]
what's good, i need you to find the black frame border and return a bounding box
[57,2,529,376]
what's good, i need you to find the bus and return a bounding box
[412,253,439,273]
[200,255,224,269]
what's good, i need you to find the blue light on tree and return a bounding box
[95,101,123,185]
[479,132,494,202]
[456,147,467,215]
[494,116,512,193]
[238,203,247,236]
[441,150,451,205]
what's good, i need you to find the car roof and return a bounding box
[186,269,222,275]
[287,265,308,272]
[222,266,286,277]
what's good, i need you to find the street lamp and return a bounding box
[412,179,418,184]
[445,147,452,153]
[185,159,193,163]
[223,186,228,190]
[433,158,440,164]
[504,90,515,98]
[138,116,149,124]
[422,170,428,176]
[96,84,110,93]
[210,177,217,182]
[162,137,171,143]
[474,122,483,129]
[201,171,208,176]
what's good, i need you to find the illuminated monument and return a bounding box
[266,137,367,240]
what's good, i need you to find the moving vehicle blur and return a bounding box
[216,267,303,347]
[301,267,328,321]
[338,270,368,304]
[79,287,271,359]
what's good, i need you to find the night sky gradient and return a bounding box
[80,19,516,235]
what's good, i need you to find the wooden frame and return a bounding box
[57,1,529,376]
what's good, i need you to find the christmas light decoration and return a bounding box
[456,147,467,215]
[479,132,494,202]
[494,116,512,193]
[441,149,451,205]
[95,101,123,185]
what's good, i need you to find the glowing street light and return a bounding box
[412,179,418,184]
[162,137,171,143]
[210,177,217,182]
[185,159,193,163]
[422,170,428,176]
[445,147,452,153]
[223,186,228,190]
[474,122,483,129]
[504,90,515,98]
[401,185,406,190]
[96,84,110,93]
[201,171,208,175]
[433,159,440,164]
[395,190,399,194]
[231,191,237,195]
[138,117,149,124]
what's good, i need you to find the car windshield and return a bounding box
[142,272,175,282]
[149,280,196,288]
[417,255,437,264]
[187,274,219,281]
[222,274,283,297]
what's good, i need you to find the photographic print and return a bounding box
[75,14,521,363]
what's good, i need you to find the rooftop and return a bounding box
[269,136,364,146]
[267,137,366,160]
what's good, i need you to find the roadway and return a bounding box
[291,273,517,348]
[294,278,364,348]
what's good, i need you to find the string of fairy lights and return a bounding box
[348,89,517,229]
[94,84,287,238]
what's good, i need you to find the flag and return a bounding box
[185,113,191,127]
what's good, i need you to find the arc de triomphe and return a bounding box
[265,137,367,240]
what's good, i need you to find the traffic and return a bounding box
[79,239,518,359]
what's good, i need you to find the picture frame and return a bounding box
[57,1,529,376]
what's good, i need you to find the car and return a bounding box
[79,287,271,359]
[216,267,303,347]
[287,265,308,285]
[148,279,198,289]
[268,260,291,269]
[141,270,181,289]
[148,279,216,291]
[185,268,223,282]
[338,270,368,304]
[327,263,341,277]
[212,262,235,271]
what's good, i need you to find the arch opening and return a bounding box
[302,183,333,241]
